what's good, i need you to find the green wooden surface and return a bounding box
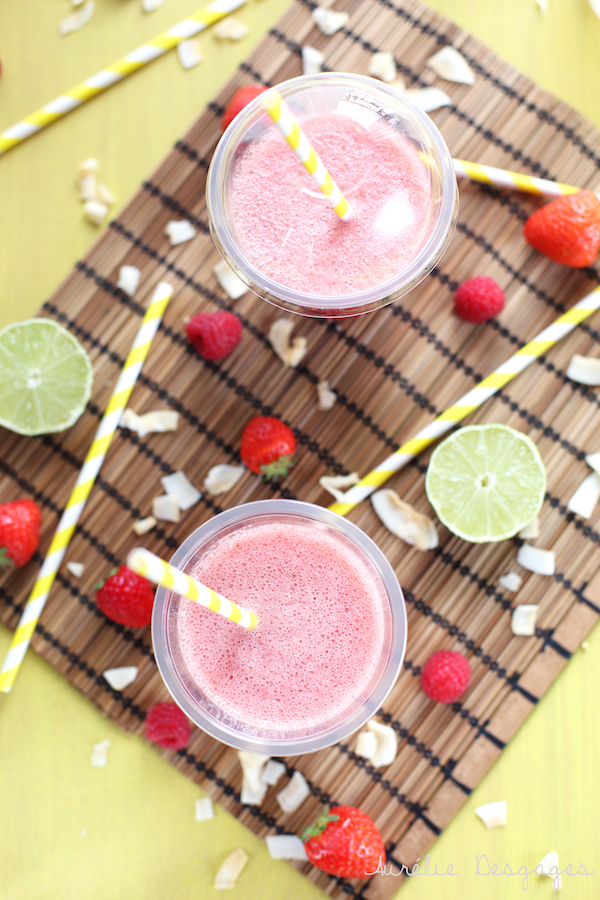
[1,2,599,898]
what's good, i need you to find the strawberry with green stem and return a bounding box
[0,499,41,568]
[302,806,386,878]
[240,416,296,481]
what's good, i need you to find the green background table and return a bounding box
[1,2,599,897]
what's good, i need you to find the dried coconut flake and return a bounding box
[368,51,397,83]
[317,380,337,410]
[238,751,270,806]
[355,730,378,760]
[589,0,600,19]
[302,45,324,76]
[103,666,138,691]
[312,7,349,34]
[132,516,157,536]
[404,87,452,112]
[59,1,94,35]
[511,605,539,636]
[117,266,141,297]
[152,494,180,522]
[277,771,310,813]
[426,45,475,85]
[83,200,109,226]
[195,797,215,821]
[536,0,550,16]
[213,259,248,299]
[214,849,249,890]
[538,851,562,890]
[518,517,540,540]
[585,451,600,475]
[474,801,507,829]
[266,835,308,860]
[142,0,166,11]
[567,472,600,519]
[203,464,245,495]
[371,489,438,550]
[319,472,360,503]
[97,183,116,206]
[90,739,111,768]
[566,353,600,385]
[120,408,179,438]
[161,471,201,510]
[269,318,308,368]
[165,220,196,246]
[516,544,555,575]
[366,719,397,767]
[262,759,286,786]
[66,561,85,578]
[177,39,203,69]
[214,17,250,41]
[498,572,522,593]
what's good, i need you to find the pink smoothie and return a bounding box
[177,519,388,734]
[229,111,432,296]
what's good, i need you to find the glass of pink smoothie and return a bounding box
[152,500,406,755]
[207,73,457,318]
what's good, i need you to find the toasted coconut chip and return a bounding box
[585,451,600,475]
[266,834,308,860]
[214,17,250,40]
[161,471,201,510]
[319,472,360,503]
[567,472,600,519]
[538,851,562,890]
[96,183,115,206]
[511,604,539,636]
[404,87,452,112]
[195,797,215,821]
[102,666,138,691]
[90,739,111,768]
[536,0,549,16]
[165,220,196,246]
[268,318,308,368]
[120,408,179,438]
[566,353,600,385]
[177,38,203,69]
[132,516,157,536]
[498,571,522,593]
[238,751,270,805]
[371,489,438,550]
[117,265,142,298]
[277,771,310,813]
[59,0,94,35]
[66,561,85,578]
[312,7,349,34]
[152,494,180,522]
[317,380,337,410]
[142,0,166,11]
[213,258,248,299]
[78,173,97,201]
[474,801,507,829]
[355,730,378,760]
[516,544,555,575]
[83,199,109,226]
[518,517,540,539]
[78,158,99,177]
[203,464,245,495]
[367,719,398,767]
[368,50,397,83]
[426,46,475,85]
[214,848,249,890]
[261,759,286,786]
[302,45,324,75]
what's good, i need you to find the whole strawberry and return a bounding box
[186,311,242,361]
[222,84,268,131]
[454,276,505,323]
[240,416,296,480]
[0,499,41,568]
[420,649,471,703]
[302,806,386,878]
[96,565,155,628]
[524,190,600,268]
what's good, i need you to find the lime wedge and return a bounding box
[0,319,93,436]
[425,424,546,543]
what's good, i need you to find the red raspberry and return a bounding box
[145,702,191,749]
[454,276,505,323]
[186,311,242,362]
[0,499,41,568]
[96,565,155,628]
[420,649,471,703]
[222,84,268,131]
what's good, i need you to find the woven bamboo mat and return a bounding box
[3,0,600,895]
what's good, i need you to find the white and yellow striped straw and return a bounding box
[0,0,246,157]
[453,158,600,201]
[127,547,258,629]
[0,282,174,693]
[329,285,600,517]
[261,88,353,221]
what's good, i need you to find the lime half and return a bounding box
[0,319,94,436]
[425,424,546,543]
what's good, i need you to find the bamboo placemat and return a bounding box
[2,0,600,895]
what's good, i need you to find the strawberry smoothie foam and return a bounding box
[177,518,388,734]
[229,111,433,296]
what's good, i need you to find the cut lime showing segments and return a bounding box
[0,319,93,436]
[425,424,546,543]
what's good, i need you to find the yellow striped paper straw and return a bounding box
[453,158,600,201]
[329,285,600,517]
[127,547,258,629]
[0,0,246,157]
[0,282,174,693]
[261,88,353,221]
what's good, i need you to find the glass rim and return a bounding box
[152,499,407,755]
[206,72,458,313]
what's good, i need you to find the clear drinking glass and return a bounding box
[152,499,407,755]
[206,72,458,318]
